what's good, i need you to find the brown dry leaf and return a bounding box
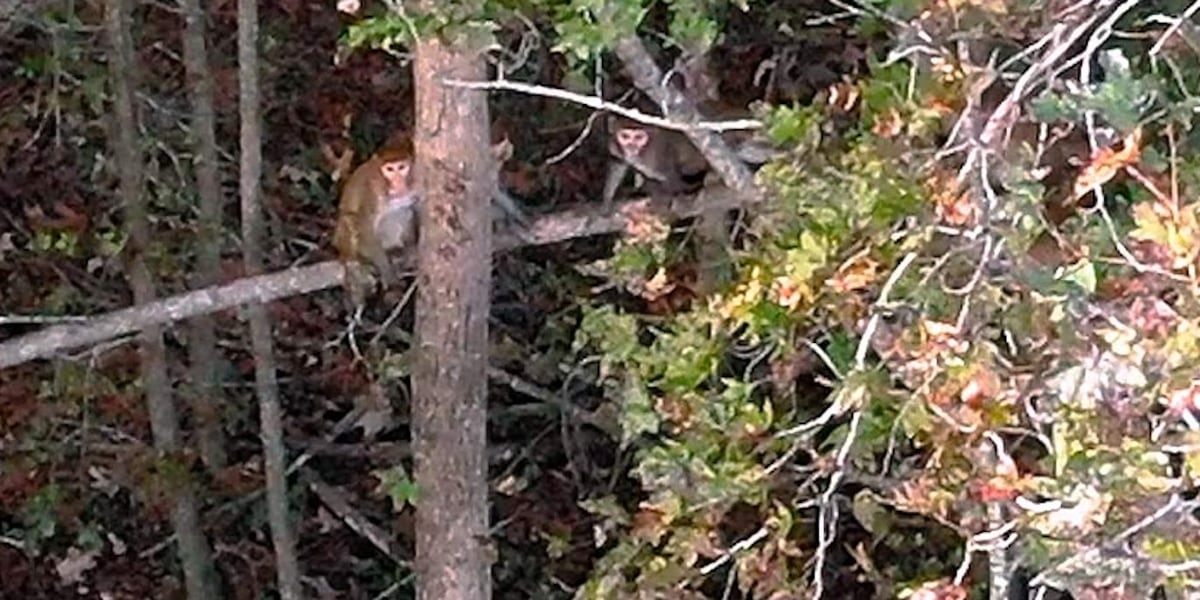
[828,254,880,293]
[922,319,960,343]
[641,267,676,301]
[656,394,695,428]
[929,53,966,84]
[959,368,1000,408]
[935,188,976,227]
[619,200,670,243]
[892,479,934,514]
[974,471,1021,502]
[927,170,976,227]
[872,108,904,138]
[211,461,264,497]
[909,579,968,600]
[822,80,860,114]
[770,275,805,309]
[50,201,89,232]
[630,504,670,545]
[1072,128,1142,199]
[0,378,38,430]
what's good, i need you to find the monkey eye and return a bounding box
[618,129,646,145]
[384,161,411,177]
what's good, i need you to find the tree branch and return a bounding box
[0,187,745,370]
[441,77,762,133]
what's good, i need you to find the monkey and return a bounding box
[333,131,532,306]
[602,115,709,208]
[333,136,417,306]
[601,101,779,208]
[601,100,782,295]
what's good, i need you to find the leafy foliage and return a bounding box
[563,2,1200,598]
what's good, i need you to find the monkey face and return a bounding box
[616,128,650,158]
[380,160,412,194]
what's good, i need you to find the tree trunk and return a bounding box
[104,1,218,597]
[411,27,494,600]
[181,0,229,470]
[237,0,304,597]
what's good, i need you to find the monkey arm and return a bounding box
[491,189,528,224]
[602,160,631,209]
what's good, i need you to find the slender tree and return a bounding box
[236,0,304,597]
[180,0,229,470]
[104,0,218,597]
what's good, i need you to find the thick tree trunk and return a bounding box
[411,29,494,600]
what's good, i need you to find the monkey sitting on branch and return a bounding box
[332,130,530,306]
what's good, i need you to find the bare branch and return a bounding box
[304,470,409,567]
[442,77,762,133]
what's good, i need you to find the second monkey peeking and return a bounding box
[602,101,779,208]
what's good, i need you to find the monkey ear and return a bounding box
[491,137,514,163]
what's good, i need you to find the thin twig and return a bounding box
[810,251,917,600]
[1150,0,1200,56]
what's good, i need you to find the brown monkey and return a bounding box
[333,131,531,305]
[333,136,417,305]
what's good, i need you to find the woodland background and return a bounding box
[2,0,1200,599]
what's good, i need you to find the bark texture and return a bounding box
[411,29,494,600]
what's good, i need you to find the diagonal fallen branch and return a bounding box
[303,467,409,567]
[0,187,747,370]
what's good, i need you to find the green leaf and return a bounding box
[575,305,640,363]
[620,373,661,444]
[1057,258,1097,294]
[373,466,420,511]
